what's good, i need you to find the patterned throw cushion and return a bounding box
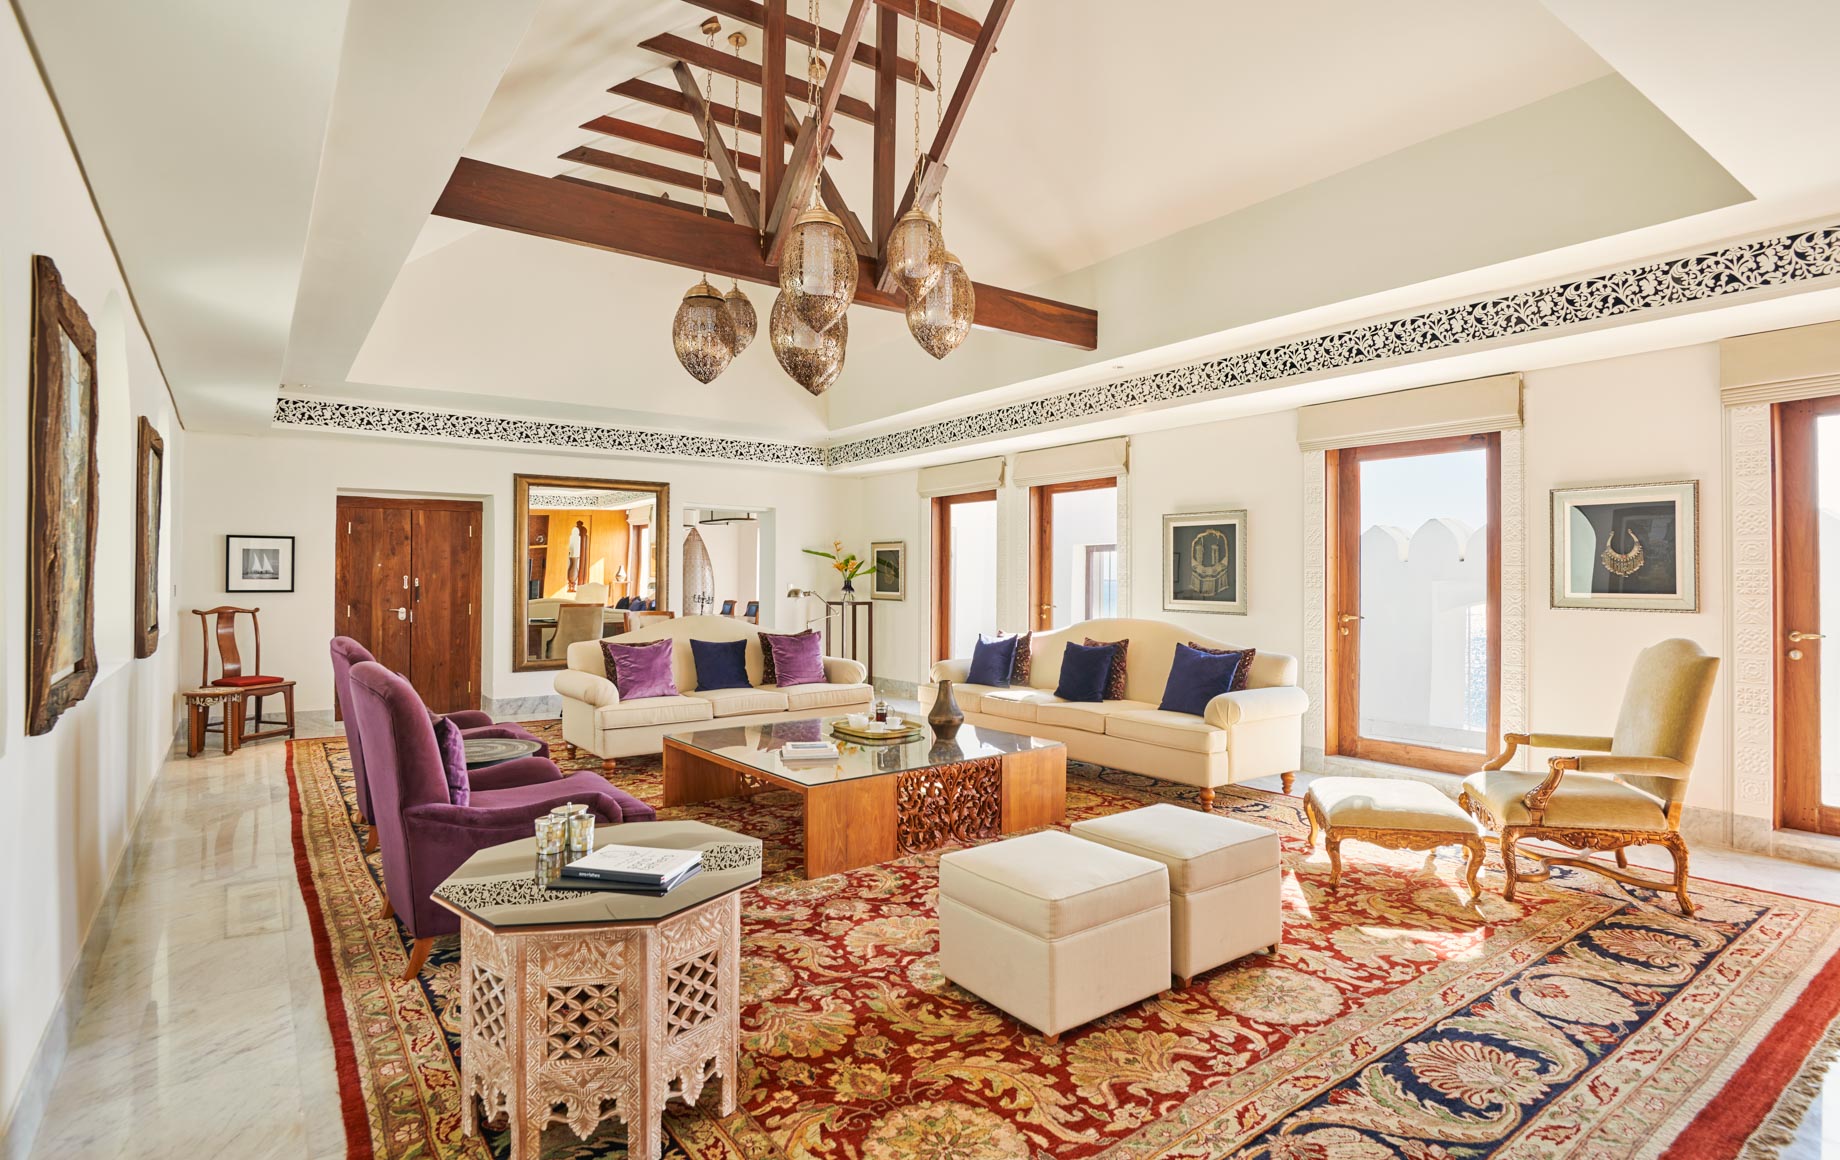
[1083,636,1131,701]
[757,629,817,685]
[602,639,679,699]
[600,635,669,687]
[1188,641,1258,692]
[432,716,470,806]
[767,631,826,687]
[1010,631,1033,684]
[1158,644,1244,717]
[1054,641,1118,703]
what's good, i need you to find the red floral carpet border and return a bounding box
[286,727,1840,1158]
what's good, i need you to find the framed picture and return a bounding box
[1164,510,1247,614]
[27,255,101,735]
[1551,480,1699,611]
[226,535,296,593]
[870,540,906,600]
[134,417,165,658]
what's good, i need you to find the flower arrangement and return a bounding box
[803,541,883,595]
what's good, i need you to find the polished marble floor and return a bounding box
[18,737,1840,1157]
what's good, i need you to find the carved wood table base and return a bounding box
[455,892,741,1160]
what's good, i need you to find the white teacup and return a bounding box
[886,714,904,729]
[846,713,869,729]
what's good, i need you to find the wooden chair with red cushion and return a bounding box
[192,605,296,745]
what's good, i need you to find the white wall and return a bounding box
[848,345,1736,814]
[1,4,185,1140]
[177,433,845,711]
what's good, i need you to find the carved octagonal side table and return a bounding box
[432,821,762,1160]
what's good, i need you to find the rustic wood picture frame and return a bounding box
[27,255,102,735]
[134,416,165,658]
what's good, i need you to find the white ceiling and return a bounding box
[22,0,1840,452]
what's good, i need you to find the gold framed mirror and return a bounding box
[513,473,669,672]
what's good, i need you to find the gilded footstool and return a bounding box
[938,830,1170,1043]
[1070,803,1281,986]
[1303,776,1485,901]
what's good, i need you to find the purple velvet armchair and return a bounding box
[331,636,550,850]
[345,660,655,978]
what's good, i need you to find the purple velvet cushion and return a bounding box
[603,639,680,699]
[767,630,826,687]
[757,629,816,684]
[433,715,470,806]
[601,636,670,688]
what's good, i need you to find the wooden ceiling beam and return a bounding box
[872,3,898,250]
[764,0,869,263]
[436,158,1098,349]
[870,0,981,44]
[608,78,842,159]
[638,33,876,126]
[579,115,763,172]
[783,102,872,256]
[761,0,787,220]
[558,145,739,198]
[553,174,735,224]
[678,0,934,89]
[671,61,761,229]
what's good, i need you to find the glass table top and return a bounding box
[662,718,1063,787]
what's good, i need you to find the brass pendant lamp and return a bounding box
[722,30,757,353]
[670,18,736,382]
[904,2,970,357]
[770,289,847,395]
[778,0,856,334]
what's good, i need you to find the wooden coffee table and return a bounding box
[662,718,1066,878]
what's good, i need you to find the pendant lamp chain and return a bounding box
[884,4,945,298]
[671,17,738,383]
[777,0,856,336]
[722,30,757,353]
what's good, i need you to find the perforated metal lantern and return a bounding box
[905,251,974,359]
[723,284,757,355]
[672,278,736,383]
[886,206,945,299]
[778,204,856,333]
[770,289,847,395]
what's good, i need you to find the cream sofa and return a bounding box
[555,615,872,763]
[922,618,1306,807]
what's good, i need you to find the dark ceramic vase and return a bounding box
[928,678,965,739]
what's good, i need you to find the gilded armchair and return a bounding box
[1458,639,1719,914]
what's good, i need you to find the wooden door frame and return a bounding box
[1773,395,1840,833]
[335,495,483,717]
[1326,432,1501,775]
[1029,476,1118,631]
[932,489,997,662]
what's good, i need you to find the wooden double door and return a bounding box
[335,496,482,715]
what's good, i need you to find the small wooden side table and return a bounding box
[434,821,762,1159]
[182,687,244,757]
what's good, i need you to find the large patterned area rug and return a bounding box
[288,724,1840,1159]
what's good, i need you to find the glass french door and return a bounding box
[1329,432,1500,773]
[1031,479,1119,630]
[933,490,998,661]
[1776,396,1840,833]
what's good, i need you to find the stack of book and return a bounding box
[780,740,839,762]
[554,844,703,896]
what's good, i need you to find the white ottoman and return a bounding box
[1304,776,1485,902]
[938,830,1170,1042]
[1072,803,1282,986]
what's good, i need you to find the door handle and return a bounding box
[1339,612,1362,636]
[391,606,409,621]
[1789,630,1825,642]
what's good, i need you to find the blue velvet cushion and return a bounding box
[1158,644,1244,717]
[690,638,752,690]
[432,715,470,806]
[967,633,1022,687]
[1054,640,1118,703]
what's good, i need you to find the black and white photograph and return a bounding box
[225,534,296,593]
[1551,481,1698,611]
[1163,510,1247,614]
[870,540,905,600]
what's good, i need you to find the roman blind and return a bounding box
[1720,320,1840,406]
[1010,437,1130,488]
[1296,374,1522,451]
[917,457,1005,497]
